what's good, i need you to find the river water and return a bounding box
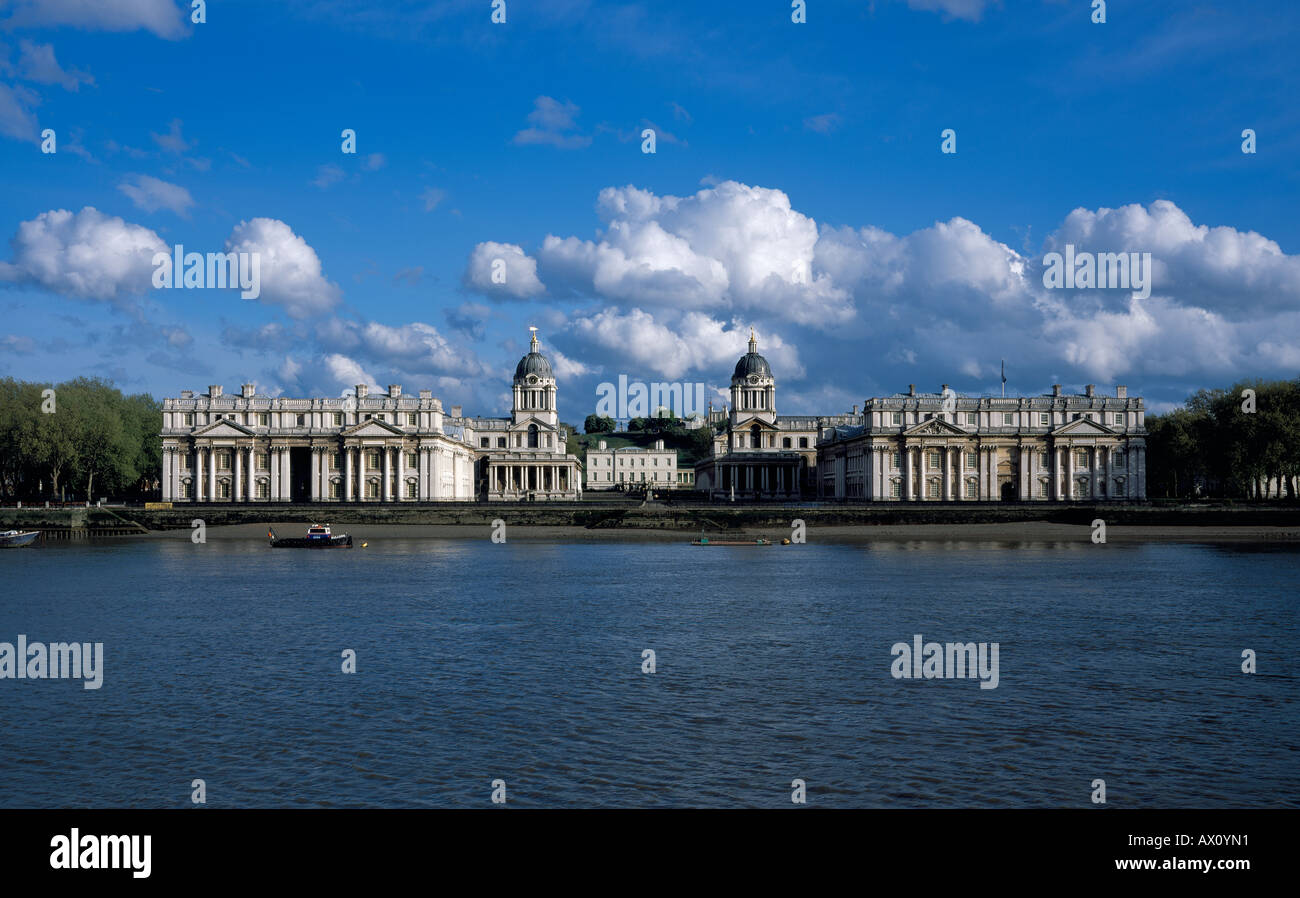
[1,535,1296,807]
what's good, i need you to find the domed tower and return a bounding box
[730,329,776,425]
[512,327,558,428]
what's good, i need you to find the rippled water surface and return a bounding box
[1,537,1296,807]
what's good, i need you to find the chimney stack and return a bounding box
[599,440,607,451]
[241,383,255,398]
[1052,384,1062,397]
[1116,385,1128,399]
[1085,384,1096,398]
[419,389,432,399]
[388,384,402,397]
[209,384,223,398]
[451,405,462,418]
[908,384,916,397]
[355,384,369,399]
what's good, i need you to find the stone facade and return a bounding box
[159,383,476,502]
[159,329,582,503]
[695,331,860,499]
[817,383,1147,501]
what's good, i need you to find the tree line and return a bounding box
[1145,378,1300,499]
[0,377,161,503]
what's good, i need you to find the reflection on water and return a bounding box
[0,538,1296,808]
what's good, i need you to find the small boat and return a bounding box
[0,529,40,548]
[268,524,352,548]
[691,536,772,546]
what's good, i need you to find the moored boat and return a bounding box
[268,524,352,548]
[0,529,40,548]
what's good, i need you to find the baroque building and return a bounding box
[459,330,582,501]
[159,329,581,503]
[816,383,1147,501]
[159,383,477,502]
[693,331,860,499]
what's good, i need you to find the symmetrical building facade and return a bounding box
[694,331,861,499]
[159,330,581,503]
[159,327,1146,504]
[816,384,1147,501]
[159,383,477,502]
[586,439,678,490]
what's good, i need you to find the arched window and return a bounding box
[528,424,539,448]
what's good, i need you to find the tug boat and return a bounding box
[0,529,40,548]
[268,523,352,548]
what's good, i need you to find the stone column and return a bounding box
[903,444,913,501]
[942,447,952,501]
[207,448,217,502]
[1066,445,1075,501]
[396,444,406,501]
[382,446,391,501]
[233,447,242,502]
[282,447,292,502]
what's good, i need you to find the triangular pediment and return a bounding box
[193,419,255,437]
[341,419,406,437]
[732,416,780,432]
[1052,418,1116,436]
[902,417,968,437]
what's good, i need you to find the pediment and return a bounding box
[193,419,254,437]
[902,417,968,437]
[342,419,406,437]
[1052,418,1116,436]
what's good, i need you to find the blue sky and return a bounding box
[0,0,1297,419]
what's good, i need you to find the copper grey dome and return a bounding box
[732,330,771,380]
[514,330,553,380]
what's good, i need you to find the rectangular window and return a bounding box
[331,453,341,471]
[333,413,343,426]
[964,412,976,426]
[1002,413,1014,426]
[1114,413,1124,425]
[927,450,941,467]
[259,413,269,426]
[1038,481,1048,498]
[481,438,490,448]
[406,452,417,467]
[927,480,940,498]
[180,481,192,499]
[180,454,192,471]
[218,480,230,499]
[256,480,269,499]
[330,481,340,499]
[891,481,901,498]
[218,452,231,470]
[892,412,902,425]
[1039,413,1050,426]
[407,413,417,426]
[256,452,269,471]
[966,480,978,498]
[1040,450,1050,466]
[799,437,808,448]
[367,481,379,499]
[891,451,900,470]
[407,481,418,499]
[184,413,195,426]
[965,451,977,468]
[296,414,305,426]
[497,438,506,448]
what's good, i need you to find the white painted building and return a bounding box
[586,439,678,490]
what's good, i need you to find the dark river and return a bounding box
[1,536,1296,807]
